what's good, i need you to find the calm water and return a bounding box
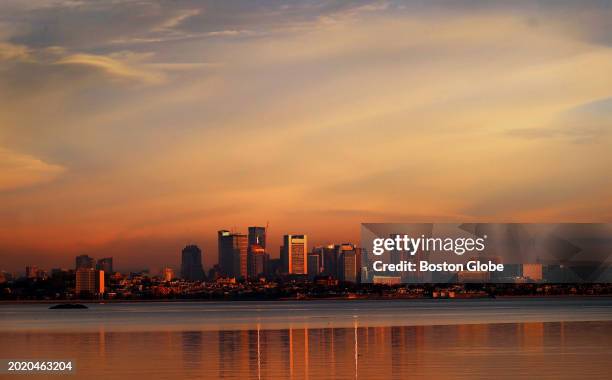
[1,298,612,379]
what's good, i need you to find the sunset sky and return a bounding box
[1,0,611,272]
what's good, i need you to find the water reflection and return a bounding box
[181,331,202,369]
[1,321,611,379]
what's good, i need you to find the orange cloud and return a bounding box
[55,52,165,84]
[0,148,65,191]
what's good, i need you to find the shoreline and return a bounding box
[2,294,612,305]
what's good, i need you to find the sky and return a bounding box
[1,0,611,272]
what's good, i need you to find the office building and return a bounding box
[75,254,94,270]
[96,257,113,274]
[181,245,205,281]
[281,235,307,274]
[310,246,326,274]
[248,226,266,249]
[247,226,268,278]
[248,245,268,278]
[317,243,358,280]
[218,231,248,278]
[267,258,282,277]
[76,268,104,296]
[307,253,321,278]
[319,245,337,277]
[218,230,233,274]
[338,246,362,283]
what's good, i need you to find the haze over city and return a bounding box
[1,0,611,271]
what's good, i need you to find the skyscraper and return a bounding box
[338,245,362,283]
[318,245,337,277]
[218,230,232,275]
[181,245,205,281]
[248,245,268,279]
[310,244,352,279]
[218,231,248,278]
[248,226,266,249]
[340,250,356,282]
[75,254,94,270]
[307,253,321,278]
[281,235,307,274]
[310,246,324,274]
[248,226,268,278]
[96,257,113,274]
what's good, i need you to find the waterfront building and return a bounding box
[76,268,104,295]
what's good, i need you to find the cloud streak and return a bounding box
[54,52,165,84]
[0,42,31,61]
[0,1,611,271]
[0,148,65,191]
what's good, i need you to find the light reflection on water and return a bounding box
[2,321,612,379]
[2,299,612,379]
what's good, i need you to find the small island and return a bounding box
[49,303,88,310]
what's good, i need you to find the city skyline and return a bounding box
[3,226,362,274]
[1,1,611,272]
[0,218,362,272]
